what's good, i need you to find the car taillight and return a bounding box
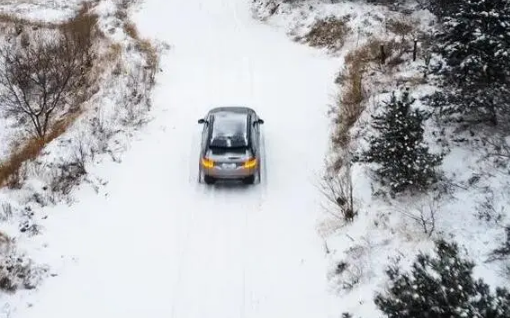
[243,158,257,169]
[201,158,214,168]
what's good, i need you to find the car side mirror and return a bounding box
[257,119,264,124]
[198,118,206,124]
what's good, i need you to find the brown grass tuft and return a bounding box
[303,16,351,51]
[121,16,159,85]
[385,16,416,37]
[123,22,139,39]
[0,111,82,188]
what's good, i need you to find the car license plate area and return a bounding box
[221,163,237,170]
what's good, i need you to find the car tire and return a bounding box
[242,175,255,185]
[204,175,216,185]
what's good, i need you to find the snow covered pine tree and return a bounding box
[428,0,510,129]
[374,239,510,318]
[355,88,441,193]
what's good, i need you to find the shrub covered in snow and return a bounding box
[354,88,442,193]
[427,0,510,130]
[0,232,47,293]
[374,239,510,318]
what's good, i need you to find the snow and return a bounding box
[0,0,86,23]
[0,1,507,317]
[1,0,344,317]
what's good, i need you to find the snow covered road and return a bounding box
[16,0,341,317]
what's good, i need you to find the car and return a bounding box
[197,106,264,185]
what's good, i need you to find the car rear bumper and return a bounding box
[203,165,256,179]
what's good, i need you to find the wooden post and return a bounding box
[413,39,418,61]
[380,45,386,65]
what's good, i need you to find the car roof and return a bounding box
[208,106,255,115]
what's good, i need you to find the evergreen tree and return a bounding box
[428,0,510,128]
[355,88,441,193]
[375,239,510,318]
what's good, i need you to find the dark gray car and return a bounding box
[197,106,264,185]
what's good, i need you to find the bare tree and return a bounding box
[318,159,357,222]
[396,197,440,237]
[0,28,93,139]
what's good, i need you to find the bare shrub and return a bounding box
[318,159,357,223]
[484,136,510,171]
[397,197,440,237]
[138,40,159,86]
[415,202,438,237]
[487,226,510,263]
[121,69,147,126]
[49,160,87,197]
[90,113,114,154]
[71,137,92,174]
[332,236,380,291]
[334,259,363,290]
[476,190,505,225]
[302,16,351,51]
[0,203,13,221]
[0,27,93,138]
[0,240,47,292]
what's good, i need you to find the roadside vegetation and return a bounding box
[253,0,510,316]
[0,0,163,294]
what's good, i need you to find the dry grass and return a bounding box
[302,16,351,51]
[0,12,59,29]
[106,42,123,62]
[0,111,83,188]
[122,18,159,85]
[332,39,383,150]
[385,16,417,38]
[331,36,409,157]
[123,21,138,39]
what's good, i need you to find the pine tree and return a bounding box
[429,0,510,128]
[356,88,441,193]
[375,239,510,318]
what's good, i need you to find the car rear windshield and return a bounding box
[209,112,249,150]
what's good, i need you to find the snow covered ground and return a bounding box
[2,0,508,317]
[1,0,349,317]
[0,0,85,22]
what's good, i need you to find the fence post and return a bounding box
[413,39,418,61]
[380,45,386,64]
